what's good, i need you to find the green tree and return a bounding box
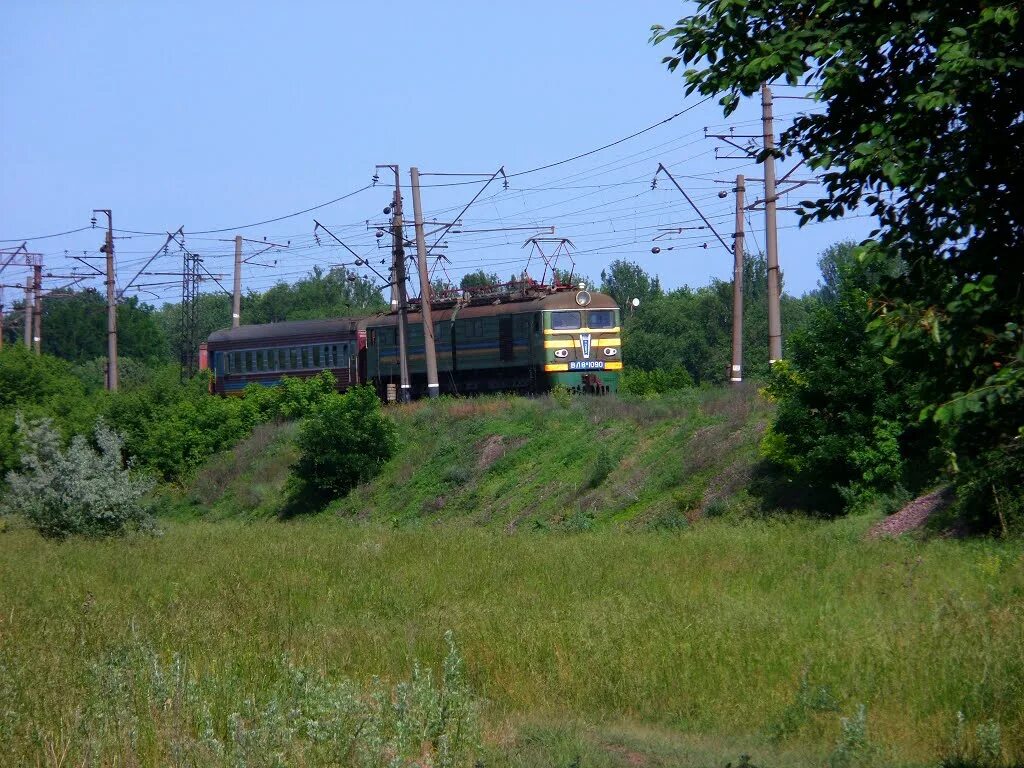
[287,386,397,511]
[25,288,170,363]
[460,270,501,290]
[763,250,934,512]
[600,259,663,308]
[654,1,1024,529]
[0,345,103,481]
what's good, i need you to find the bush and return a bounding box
[242,371,337,422]
[104,368,253,483]
[288,386,398,510]
[1,416,155,538]
[619,365,694,397]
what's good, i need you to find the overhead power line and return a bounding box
[420,96,715,188]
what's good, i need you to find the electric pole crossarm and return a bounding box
[425,166,506,258]
[655,164,732,256]
[119,227,183,299]
[313,220,389,284]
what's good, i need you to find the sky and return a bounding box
[0,1,873,310]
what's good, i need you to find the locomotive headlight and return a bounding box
[603,347,618,356]
[554,348,569,358]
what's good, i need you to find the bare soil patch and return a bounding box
[867,487,952,539]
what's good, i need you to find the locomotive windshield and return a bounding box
[587,310,615,329]
[551,311,582,330]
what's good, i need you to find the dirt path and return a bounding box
[867,487,951,539]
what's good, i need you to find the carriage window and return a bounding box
[312,346,321,367]
[332,345,340,365]
[290,348,300,369]
[551,311,581,330]
[587,310,615,329]
[258,350,268,371]
[231,351,242,372]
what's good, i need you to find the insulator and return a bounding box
[651,246,661,254]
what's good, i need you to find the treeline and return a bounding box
[0,266,385,370]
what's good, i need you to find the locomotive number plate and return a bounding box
[568,361,605,371]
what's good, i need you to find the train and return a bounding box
[200,283,621,398]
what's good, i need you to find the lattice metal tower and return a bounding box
[180,248,201,378]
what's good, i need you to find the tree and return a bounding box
[600,260,663,308]
[654,2,1023,528]
[287,386,397,510]
[762,248,934,513]
[459,270,501,290]
[27,288,170,363]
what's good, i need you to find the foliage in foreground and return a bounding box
[761,245,939,514]
[1,521,1021,765]
[654,1,1024,530]
[1,416,154,538]
[1,629,478,768]
[0,344,343,489]
[288,385,398,510]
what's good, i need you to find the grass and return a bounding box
[173,386,771,529]
[2,518,1022,766]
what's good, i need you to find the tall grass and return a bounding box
[2,519,1022,765]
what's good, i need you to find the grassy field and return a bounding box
[2,518,1022,766]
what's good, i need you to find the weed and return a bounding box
[767,667,839,741]
[828,704,875,768]
[560,508,596,532]
[550,385,572,409]
[976,720,1004,766]
[584,445,616,490]
[443,465,473,486]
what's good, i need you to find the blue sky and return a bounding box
[0,1,872,308]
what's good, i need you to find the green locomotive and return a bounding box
[363,286,621,396]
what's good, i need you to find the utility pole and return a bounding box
[377,165,412,402]
[409,167,440,398]
[32,263,42,354]
[94,209,118,390]
[731,175,745,384]
[232,235,242,328]
[762,84,782,363]
[23,274,33,350]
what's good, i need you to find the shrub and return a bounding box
[288,386,398,509]
[550,384,572,409]
[619,365,694,397]
[242,371,337,422]
[1,416,155,538]
[105,368,253,483]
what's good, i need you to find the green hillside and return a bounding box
[179,387,770,528]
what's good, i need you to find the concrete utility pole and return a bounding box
[409,167,440,398]
[232,235,242,328]
[377,165,412,402]
[32,264,42,354]
[762,84,783,363]
[731,175,746,384]
[94,209,118,390]
[23,274,33,349]
[392,185,412,402]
